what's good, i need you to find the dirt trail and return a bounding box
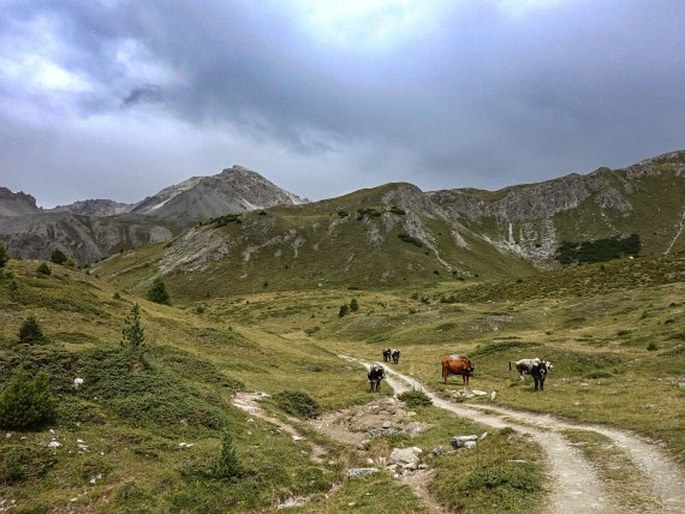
[341,355,685,514]
[231,391,328,463]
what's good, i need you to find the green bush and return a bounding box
[397,389,432,407]
[0,367,56,430]
[339,304,350,317]
[147,278,171,305]
[19,315,46,344]
[50,249,68,265]
[647,342,659,352]
[0,241,9,268]
[36,262,51,275]
[273,390,320,419]
[398,232,424,247]
[350,298,359,312]
[0,444,57,484]
[556,234,641,265]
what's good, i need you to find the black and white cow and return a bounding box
[391,349,401,364]
[368,365,385,392]
[382,348,392,362]
[509,358,553,382]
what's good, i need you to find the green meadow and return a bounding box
[0,252,683,512]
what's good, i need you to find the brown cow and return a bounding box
[441,356,474,385]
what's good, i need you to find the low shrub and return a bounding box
[0,444,57,484]
[273,390,320,419]
[397,389,432,407]
[0,367,56,430]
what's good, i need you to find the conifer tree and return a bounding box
[214,430,242,479]
[19,315,45,344]
[121,303,145,365]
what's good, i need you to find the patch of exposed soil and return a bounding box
[309,395,428,447]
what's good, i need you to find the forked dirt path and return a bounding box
[231,391,328,463]
[340,355,685,514]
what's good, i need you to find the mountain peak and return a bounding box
[0,187,40,216]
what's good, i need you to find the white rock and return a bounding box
[347,468,379,479]
[48,440,62,448]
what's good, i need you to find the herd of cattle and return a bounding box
[368,349,553,393]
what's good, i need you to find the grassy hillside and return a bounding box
[93,185,538,301]
[0,259,549,513]
[1,250,682,512]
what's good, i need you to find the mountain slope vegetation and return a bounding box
[1,245,683,512]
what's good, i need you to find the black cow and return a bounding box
[531,361,549,391]
[391,349,401,364]
[368,365,385,392]
[382,348,392,362]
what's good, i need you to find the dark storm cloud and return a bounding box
[1,0,684,206]
[122,85,164,108]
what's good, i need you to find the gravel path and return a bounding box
[340,355,685,514]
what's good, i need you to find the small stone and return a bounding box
[347,468,379,479]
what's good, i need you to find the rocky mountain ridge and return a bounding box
[0,164,307,264]
[2,151,683,279]
[0,187,39,216]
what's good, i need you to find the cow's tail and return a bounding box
[508,361,512,371]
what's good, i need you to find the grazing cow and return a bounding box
[382,348,392,362]
[391,349,401,364]
[509,358,553,382]
[441,356,475,385]
[368,365,385,392]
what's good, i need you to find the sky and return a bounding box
[0,0,683,208]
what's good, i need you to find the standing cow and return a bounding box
[531,361,549,391]
[368,365,385,392]
[382,348,392,362]
[441,356,475,385]
[391,349,401,364]
[509,358,553,382]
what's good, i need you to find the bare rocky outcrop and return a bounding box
[49,199,133,217]
[0,187,40,216]
[130,165,307,225]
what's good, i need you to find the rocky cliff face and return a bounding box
[0,187,40,216]
[428,150,685,263]
[0,213,174,264]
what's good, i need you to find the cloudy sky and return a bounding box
[1,0,683,207]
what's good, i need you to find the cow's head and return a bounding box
[544,361,553,371]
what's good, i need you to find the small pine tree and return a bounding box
[7,278,18,297]
[50,249,68,265]
[36,262,51,275]
[19,315,45,344]
[214,431,242,479]
[0,368,56,430]
[121,303,145,365]
[350,298,359,312]
[0,242,9,268]
[147,278,171,305]
[338,304,350,317]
